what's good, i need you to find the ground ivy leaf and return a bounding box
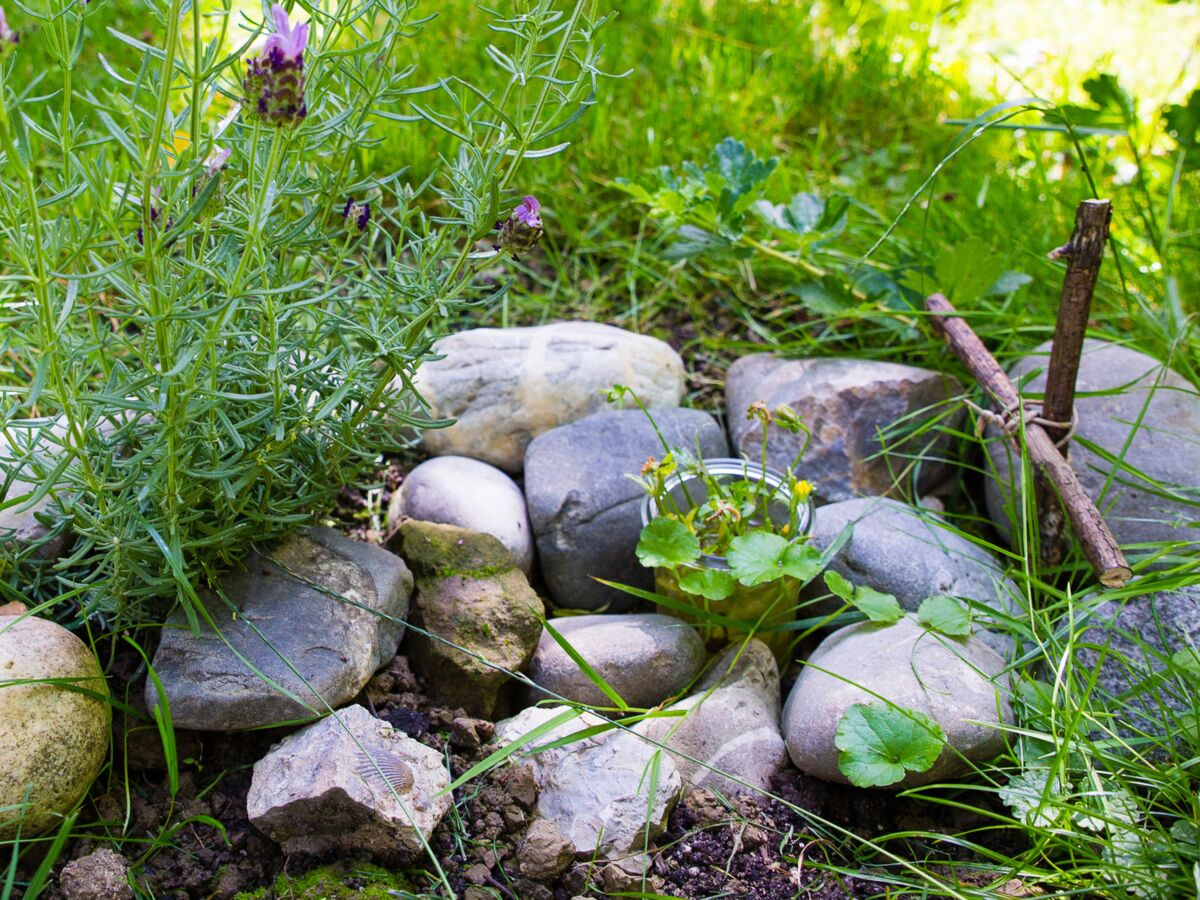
[678,568,736,601]
[999,767,1071,829]
[824,570,855,602]
[636,518,700,569]
[727,531,789,586]
[917,594,972,637]
[854,586,903,624]
[835,702,945,788]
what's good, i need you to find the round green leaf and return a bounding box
[835,702,945,788]
[636,517,700,569]
[677,568,736,601]
[726,530,789,586]
[917,594,972,637]
[854,586,903,624]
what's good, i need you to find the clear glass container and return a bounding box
[640,458,815,664]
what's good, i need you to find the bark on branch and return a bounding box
[925,292,1131,589]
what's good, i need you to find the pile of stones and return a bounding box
[2,320,1197,885]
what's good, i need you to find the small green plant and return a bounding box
[834,701,945,789]
[607,384,820,660]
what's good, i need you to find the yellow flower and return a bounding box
[791,479,814,503]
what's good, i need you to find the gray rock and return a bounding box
[985,339,1199,559]
[0,615,111,839]
[399,521,544,717]
[0,418,70,557]
[495,705,681,867]
[526,613,706,710]
[149,528,411,730]
[804,497,1018,625]
[413,322,686,473]
[389,456,534,574]
[1076,585,1200,739]
[59,849,132,900]
[525,408,729,612]
[637,640,787,795]
[725,355,964,504]
[782,617,1012,788]
[988,340,1195,561]
[246,704,450,861]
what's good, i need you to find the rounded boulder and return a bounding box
[0,615,111,838]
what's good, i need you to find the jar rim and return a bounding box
[638,456,815,563]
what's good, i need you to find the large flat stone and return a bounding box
[413,322,685,473]
[525,408,728,612]
[985,339,1199,560]
[725,355,963,503]
[149,528,411,730]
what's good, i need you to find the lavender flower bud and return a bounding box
[496,195,543,256]
[204,147,232,179]
[136,190,172,245]
[0,7,19,50]
[242,4,309,127]
[342,198,370,234]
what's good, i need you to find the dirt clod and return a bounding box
[59,848,132,900]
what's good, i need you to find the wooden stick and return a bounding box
[925,293,1131,588]
[1042,199,1112,445]
[1035,199,1112,564]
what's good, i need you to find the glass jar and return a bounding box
[639,458,815,665]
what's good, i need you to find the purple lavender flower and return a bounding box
[204,147,232,178]
[0,7,19,49]
[496,195,544,256]
[242,4,308,127]
[342,198,370,234]
[136,193,169,245]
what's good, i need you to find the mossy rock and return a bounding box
[0,615,111,839]
[398,521,544,717]
[234,862,414,899]
[399,519,517,579]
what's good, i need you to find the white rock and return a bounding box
[0,615,111,838]
[637,640,787,795]
[495,705,681,867]
[412,322,685,473]
[389,456,533,574]
[781,617,1012,789]
[246,704,450,861]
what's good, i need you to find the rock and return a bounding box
[525,408,729,611]
[399,521,544,717]
[58,848,132,900]
[517,819,576,881]
[804,497,1017,625]
[781,617,1012,788]
[149,527,411,731]
[413,322,685,474]
[526,613,706,710]
[725,355,964,504]
[247,704,450,861]
[495,705,681,867]
[0,418,69,557]
[0,615,110,839]
[985,339,1200,557]
[636,640,787,795]
[389,456,534,574]
[1076,585,1200,740]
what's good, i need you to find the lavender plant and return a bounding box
[0,0,616,625]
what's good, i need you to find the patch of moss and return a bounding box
[233,862,416,899]
[399,520,516,579]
